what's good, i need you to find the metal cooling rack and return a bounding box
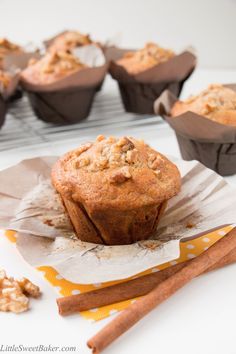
[0,79,166,152]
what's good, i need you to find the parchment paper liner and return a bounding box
[154,84,236,176]
[20,46,109,125]
[0,155,235,284]
[106,47,196,114]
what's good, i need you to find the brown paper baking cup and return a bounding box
[108,47,196,114]
[0,95,7,129]
[154,84,236,176]
[25,85,98,124]
[20,64,108,125]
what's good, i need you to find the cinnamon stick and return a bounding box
[87,227,236,354]
[57,242,236,315]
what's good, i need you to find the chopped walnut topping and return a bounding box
[153,169,162,178]
[40,51,86,76]
[75,157,90,168]
[110,166,132,184]
[0,270,40,314]
[126,149,138,164]
[116,137,135,151]
[148,154,163,170]
[68,136,164,180]
[75,142,92,156]
[96,135,106,142]
[106,136,117,144]
[93,156,108,170]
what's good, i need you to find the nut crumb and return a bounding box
[186,222,195,229]
[18,278,41,298]
[110,166,132,184]
[96,135,105,142]
[44,219,54,227]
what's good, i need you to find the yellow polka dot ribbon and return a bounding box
[3,225,234,321]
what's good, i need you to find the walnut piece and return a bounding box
[0,270,40,314]
[41,51,86,76]
[18,278,41,298]
[148,153,163,170]
[75,142,92,156]
[110,166,132,184]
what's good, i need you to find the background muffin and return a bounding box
[51,135,181,245]
[171,84,236,126]
[154,84,236,176]
[20,47,107,125]
[108,43,196,114]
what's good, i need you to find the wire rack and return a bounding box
[0,79,167,152]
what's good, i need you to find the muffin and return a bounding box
[20,50,107,124]
[171,84,236,125]
[51,135,181,245]
[47,31,98,53]
[109,43,196,114]
[0,38,22,69]
[117,43,175,75]
[154,84,236,176]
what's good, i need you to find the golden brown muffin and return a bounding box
[51,136,181,245]
[48,31,95,53]
[171,84,236,126]
[21,51,87,85]
[116,43,175,75]
[0,38,22,68]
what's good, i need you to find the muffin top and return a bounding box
[0,70,11,89]
[116,43,175,75]
[171,84,236,126]
[48,31,95,52]
[21,51,87,85]
[0,38,22,67]
[52,135,181,211]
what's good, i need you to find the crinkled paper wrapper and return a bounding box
[106,46,196,114]
[154,84,236,176]
[0,156,235,284]
[20,45,108,125]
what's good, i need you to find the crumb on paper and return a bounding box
[186,222,196,229]
[139,240,163,251]
[0,269,41,314]
[44,219,54,227]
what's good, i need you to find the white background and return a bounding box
[1,1,236,353]
[0,0,236,68]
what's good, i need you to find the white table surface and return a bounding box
[1,69,236,354]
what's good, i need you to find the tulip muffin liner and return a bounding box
[154,84,236,176]
[107,47,196,114]
[20,46,108,125]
